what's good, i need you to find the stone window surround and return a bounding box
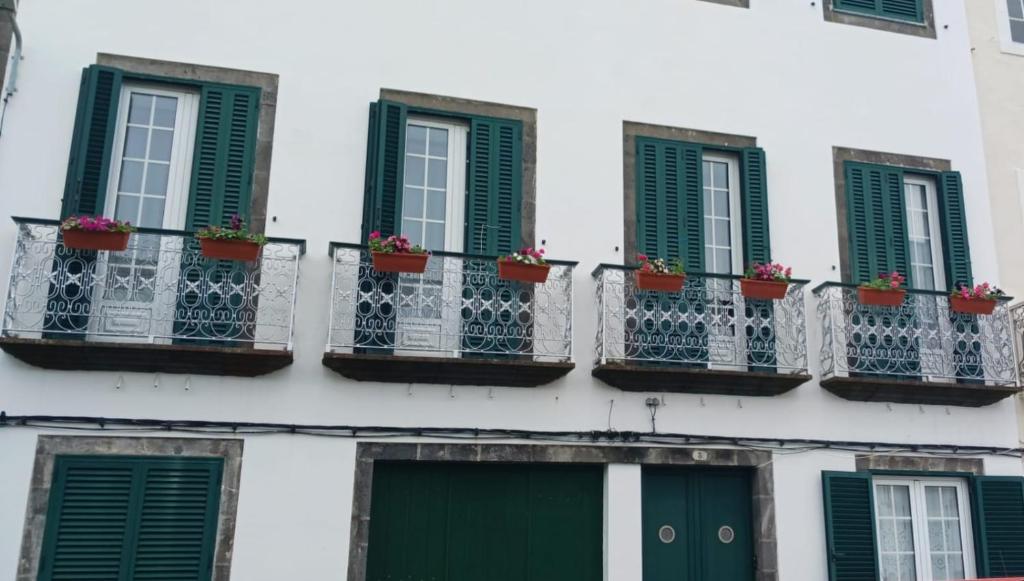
[832,146,952,283]
[16,435,244,581]
[378,88,538,249]
[95,53,279,234]
[823,0,936,39]
[348,443,779,581]
[698,0,750,8]
[622,120,757,262]
[855,454,985,474]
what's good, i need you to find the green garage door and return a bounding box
[366,462,603,581]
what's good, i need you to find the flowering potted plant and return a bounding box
[60,216,136,251]
[858,271,907,306]
[635,254,686,292]
[498,247,550,283]
[195,214,267,261]
[949,282,1004,315]
[741,262,793,300]
[369,231,429,273]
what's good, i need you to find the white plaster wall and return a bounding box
[0,1,1019,580]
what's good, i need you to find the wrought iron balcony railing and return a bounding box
[2,218,304,349]
[592,265,810,374]
[1012,302,1024,383]
[814,283,1018,386]
[326,243,575,362]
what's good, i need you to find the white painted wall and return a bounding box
[0,1,1019,580]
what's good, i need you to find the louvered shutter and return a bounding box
[634,137,704,270]
[466,117,523,255]
[844,162,912,285]
[834,0,923,22]
[741,147,771,265]
[361,100,408,240]
[973,476,1024,577]
[60,65,123,219]
[937,171,973,289]
[38,456,223,581]
[822,471,879,581]
[185,85,260,229]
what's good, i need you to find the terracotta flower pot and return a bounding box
[200,238,262,261]
[635,271,686,292]
[498,261,550,283]
[740,279,789,300]
[372,251,429,274]
[62,229,130,251]
[949,296,997,315]
[857,287,907,307]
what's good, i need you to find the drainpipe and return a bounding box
[0,0,22,139]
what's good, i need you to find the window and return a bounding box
[401,118,467,254]
[873,477,976,581]
[833,0,925,23]
[903,176,945,291]
[702,153,743,275]
[1008,0,1024,42]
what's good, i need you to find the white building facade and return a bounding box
[0,1,1022,581]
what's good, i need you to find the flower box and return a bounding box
[498,261,550,283]
[62,230,131,251]
[636,271,686,292]
[857,287,906,307]
[372,251,429,274]
[949,296,997,315]
[740,279,789,300]
[200,239,262,261]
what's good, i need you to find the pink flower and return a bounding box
[637,254,648,263]
[369,231,381,240]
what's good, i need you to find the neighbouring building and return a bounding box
[0,1,1022,581]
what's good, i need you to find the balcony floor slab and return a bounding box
[322,352,574,387]
[592,362,812,396]
[0,337,292,377]
[821,375,1021,407]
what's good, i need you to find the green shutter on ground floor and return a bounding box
[973,476,1024,576]
[821,471,879,581]
[37,455,223,581]
[366,462,603,581]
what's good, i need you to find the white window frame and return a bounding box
[701,152,744,275]
[996,0,1024,56]
[873,476,977,581]
[903,175,946,292]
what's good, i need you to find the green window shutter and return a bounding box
[361,100,408,240]
[466,117,523,255]
[937,171,973,288]
[844,162,912,285]
[38,456,223,581]
[635,137,704,270]
[740,147,771,265]
[834,0,923,22]
[186,84,261,229]
[60,65,123,219]
[821,471,879,581]
[973,476,1024,577]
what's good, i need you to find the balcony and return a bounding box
[591,265,812,396]
[0,218,304,376]
[324,244,576,387]
[814,283,1020,407]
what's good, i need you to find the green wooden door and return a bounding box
[366,462,603,581]
[642,467,755,581]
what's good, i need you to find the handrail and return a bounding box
[12,216,308,255]
[590,262,811,284]
[327,241,579,266]
[811,280,1014,302]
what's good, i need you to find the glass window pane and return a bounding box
[703,189,712,209]
[426,190,446,221]
[715,249,731,273]
[877,485,894,517]
[713,162,728,188]
[702,161,712,184]
[149,129,174,162]
[407,125,427,155]
[944,520,963,551]
[892,485,912,516]
[878,518,896,551]
[940,487,959,515]
[713,190,730,217]
[948,556,964,580]
[405,156,425,187]
[402,219,423,247]
[425,222,445,250]
[114,194,140,223]
[128,94,153,125]
[703,218,713,245]
[428,128,448,157]
[880,554,898,581]
[1009,0,1024,20]
[1012,19,1024,42]
[144,163,169,196]
[714,219,731,246]
[403,187,424,219]
[119,160,144,194]
[928,519,945,551]
[124,127,148,158]
[427,158,447,189]
[152,96,177,128]
[896,519,914,552]
[932,554,948,579]
[898,554,916,581]
[140,197,166,228]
